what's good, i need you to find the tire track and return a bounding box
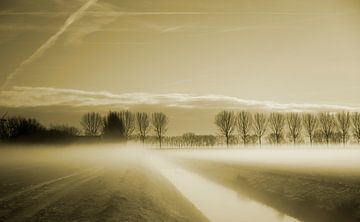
[0,168,95,203]
[0,167,102,222]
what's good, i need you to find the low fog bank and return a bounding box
[0,143,152,169]
[160,145,360,175]
[2,144,360,175]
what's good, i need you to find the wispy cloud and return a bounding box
[1,0,98,88]
[0,11,349,17]
[0,86,359,112]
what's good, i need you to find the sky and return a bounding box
[0,0,360,134]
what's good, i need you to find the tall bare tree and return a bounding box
[0,112,8,140]
[336,112,351,145]
[318,112,336,144]
[121,111,135,140]
[152,112,168,148]
[103,111,125,139]
[286,113,302,144]
[269,112,285,144]
[215,111,236,146]
[80,112,102,136]
[236,111,253,145]
[136,112,150,144]
[302,113,318,145]
[351,112,360,143]
[253,112,267,146]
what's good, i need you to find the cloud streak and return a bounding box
[0,11,348,16]
[1,0,98,89]
[1,86,359,112]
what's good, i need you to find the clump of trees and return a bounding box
[0,116,79,143]
[214,110,360,146]
[164,133,216,147]
[0,111,170,147]
[79,111,168,147]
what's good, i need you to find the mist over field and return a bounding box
[2,0,360,221]
[1,144,360,221]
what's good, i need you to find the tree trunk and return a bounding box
[258,136,262,147]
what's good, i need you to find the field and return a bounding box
[0,146,207,222]
[1,145,360,222]
[164,147,360,222]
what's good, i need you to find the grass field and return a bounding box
[2,145,360,222]
[0,147,208,222]
[172,152,360,222]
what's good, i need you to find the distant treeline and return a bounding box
[214,111,360,146]
[0,111,168,146]
[1,110,360,147]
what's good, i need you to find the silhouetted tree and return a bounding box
[121,111,135,140]
[215,111,236,147]
[318,112,336,145]
[102,111,125,139]
[152,112,168,148]
[136,112,150,144]
[302,113,318,145]
[49,125,80,137]
[182,132,197,147]
[4,117,46,141]
[236,111,253,145]
[336,112,351,145]
[253,112,267,146]
[351,112,360,143]
[0,112,8,140]
[286,113,302,144]
[269,113,285,145]
[80,112,102,136]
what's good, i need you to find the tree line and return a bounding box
[81,111,169,147]
[215,111,360,146]
[1,110,360,147]
[0,111,169,147]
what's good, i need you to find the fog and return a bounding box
[1,144,360,222]
[2,143,360,174]
[160,145,360,175]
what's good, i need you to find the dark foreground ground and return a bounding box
[175,157,360,222]
[0,148,208,222]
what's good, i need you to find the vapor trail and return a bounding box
[1,0,98,89]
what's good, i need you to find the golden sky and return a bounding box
[1,0,360,134]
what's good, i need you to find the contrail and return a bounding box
[1,0,98,89]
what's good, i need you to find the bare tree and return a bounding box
[103,111,125,139]
[121,111,136,140]
[318,112,336,144]
[286,113,302,144]
[236,111,253,145]
[80,112,102,136]
[0,112,8,140]
[269,112,285,144]
[152,112,168,148]
[215,111,236,146]
[351,112,360,143]
[253,113,267,146]
[302,113,318,145]
[136,112,150,144]
[336,112,351,145]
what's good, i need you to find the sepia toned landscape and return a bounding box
[1,0,360,222]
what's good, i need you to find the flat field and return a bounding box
[0,146,208,222]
